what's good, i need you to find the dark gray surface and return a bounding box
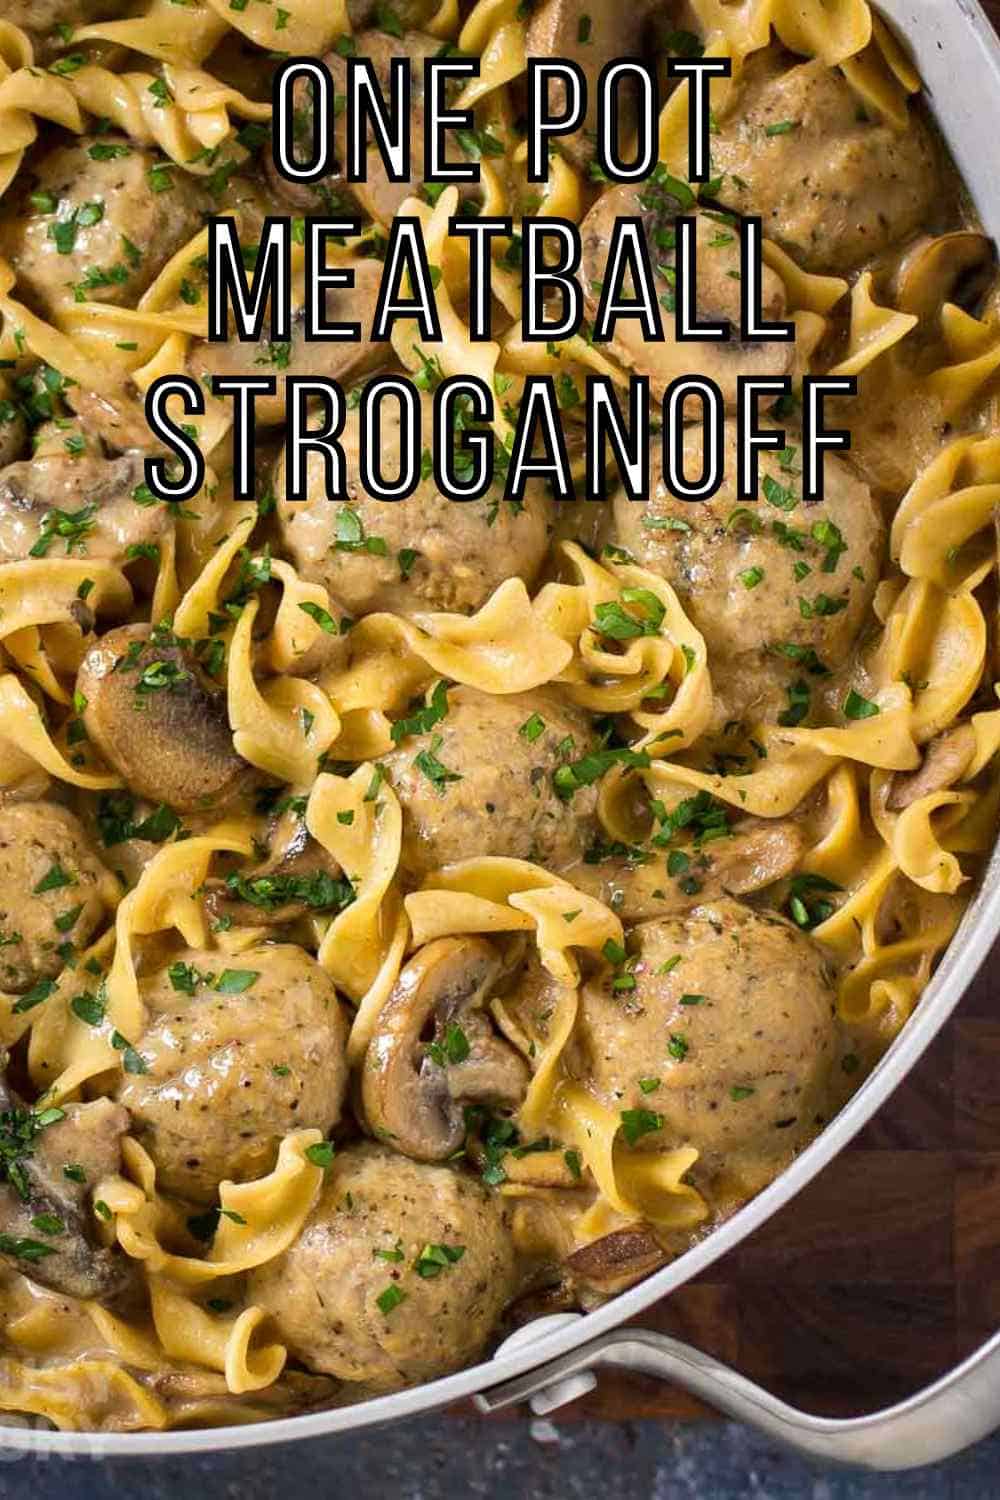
[1,1415,998,1498]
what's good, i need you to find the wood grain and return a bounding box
[478,2,1000,1423]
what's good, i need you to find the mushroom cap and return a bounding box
[887,722,977,811]
[568,816,805,919]
[566,1227,667,1297]
[0,1098,140,1308]
[76,623,250,814]
[204,806,351,929]
[362,936,529,1162]
[0,1078,138,1304]
[247,1141,516,1389]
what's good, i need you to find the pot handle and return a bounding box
[474,1324,1000,1471]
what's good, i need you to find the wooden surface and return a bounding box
[488,2,1000,1424]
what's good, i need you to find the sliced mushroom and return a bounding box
[565,1227,667,1296]
[0,449,168,566]
[188,260,387,427]
[580,187,793,406]
[76,623,250,813]
[525,0,654,168]
[0,1063,138,1303]
[362,936,530,1161]
[204,804,353,927]
[887,722,977,811]
[568,817,805,919]
[894,232,996,323]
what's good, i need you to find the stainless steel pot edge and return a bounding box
[4,0,999,1457]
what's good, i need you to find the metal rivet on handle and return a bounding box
[478,1314,598,1415]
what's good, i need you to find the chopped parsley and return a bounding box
[391,680,449,744]
[0,1104,65,1202]
[413,733,461,789]
[333,507,387,556]
[426,1022,470,1067]
[414,1242,465,1278]
[376,1283,406,1315]
[843,690,880,720]
[619,1108,664,1145]
[225,871,354,913]
[34,862,75,895]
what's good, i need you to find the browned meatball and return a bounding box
[275,392,555,618]
[188,259,387,428]
[580,190,793,406]
[0,137,208,317]
[115,944,349,1202]
[569,900,839,1196]
[0,801,110,993]
[0,450,168,565]
[380,686,598,878]
[711,50,940,273]
[612,421,884,726]
[247,1142,515,1388]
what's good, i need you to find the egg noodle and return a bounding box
[0,0,994,1435]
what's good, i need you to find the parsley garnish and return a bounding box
[620,1108,664,1145]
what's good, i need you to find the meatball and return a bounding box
[380,686,598,878]
[115,944,349,1202]
[570,899,839,1193]
[0,450,168,565]
[275,392,554,617]
[188,259,387,428]
[580,190,793,406]
[247,1142,515,1389]
[711,50,940,273]
[0,137,208,317]
[0,801,110,993]
[612,421,884,725]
